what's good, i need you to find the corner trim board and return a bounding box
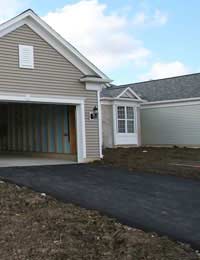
[97,90,103,158]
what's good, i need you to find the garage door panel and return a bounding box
[5,103,74,155]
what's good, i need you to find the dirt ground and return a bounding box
[100,147,200,180]
[0,181,199,260]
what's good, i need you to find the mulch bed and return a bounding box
[100,147,200,180]
[0,181,199,260]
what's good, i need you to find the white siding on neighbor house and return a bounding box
[141,103,200,146]
[102,104,113,148]
[0,24,100,159]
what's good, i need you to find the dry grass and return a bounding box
[100,147,200,180]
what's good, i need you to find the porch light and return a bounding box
[90,106,98,120]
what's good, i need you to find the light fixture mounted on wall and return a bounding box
[90,106,98,120]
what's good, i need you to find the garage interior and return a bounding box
[0,102,77,167]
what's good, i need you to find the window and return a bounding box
[19,45,34,69]
[117,106,135,133]
[117,106,126,133]
[126,107,134,133]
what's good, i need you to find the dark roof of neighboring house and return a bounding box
[101,73,200,102]
[101,86,124,98]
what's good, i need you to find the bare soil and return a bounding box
[0,181,199,260]
[100,147,200,180]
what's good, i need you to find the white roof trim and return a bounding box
[141,96,200,106]
[100,97,144,103]
[141,100,200,109]
[0,9,111,81]
[117,87,142,100]
[101,100,141,107]
[80,77,112,83]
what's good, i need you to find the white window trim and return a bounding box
[117,105,135,134]
[19,45,34,69]
[112,102,139,146]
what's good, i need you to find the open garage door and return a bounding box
[0,103,77,161]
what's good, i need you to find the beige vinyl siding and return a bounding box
[102,104,113,148]
[85,92,99,156]
[0,24,99,158]
[141,103,200,146]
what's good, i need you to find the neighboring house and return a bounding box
[101,73,200,148]
[0,9,111,163]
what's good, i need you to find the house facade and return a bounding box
[0,9,111,163]
[1,9,200,164]
[101,73,200,148]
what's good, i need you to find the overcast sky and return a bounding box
[1,0,199,84]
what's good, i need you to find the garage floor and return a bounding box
[0,155,75,167]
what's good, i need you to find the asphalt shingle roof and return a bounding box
[101,73,200,102]
[101,87,124,98]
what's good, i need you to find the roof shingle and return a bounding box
[101,73,200,102]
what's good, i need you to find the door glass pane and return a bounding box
[117,106,125,119]
[127,107,134,119]
[127,120,134,133]
[118,120,125,133]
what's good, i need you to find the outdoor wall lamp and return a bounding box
[90,106,98,120]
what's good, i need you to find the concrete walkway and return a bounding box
[0,164,199,248]
[0,155,75,167]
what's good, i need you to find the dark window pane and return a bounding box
[127,107,134,119]
[118,120,125,133]
[127,120,134,133]
[117,106,125,119]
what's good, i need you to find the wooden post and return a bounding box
[69,106,77,154]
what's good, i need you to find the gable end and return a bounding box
[0,9,111,81]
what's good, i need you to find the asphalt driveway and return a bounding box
[0,163,199,248]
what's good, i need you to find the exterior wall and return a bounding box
[141,103,200,146]
[101,101,141,148]
[0,24,99,159]
[102,104,113,148]
[136,106,142,146]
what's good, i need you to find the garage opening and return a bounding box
[0,103,77,166]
